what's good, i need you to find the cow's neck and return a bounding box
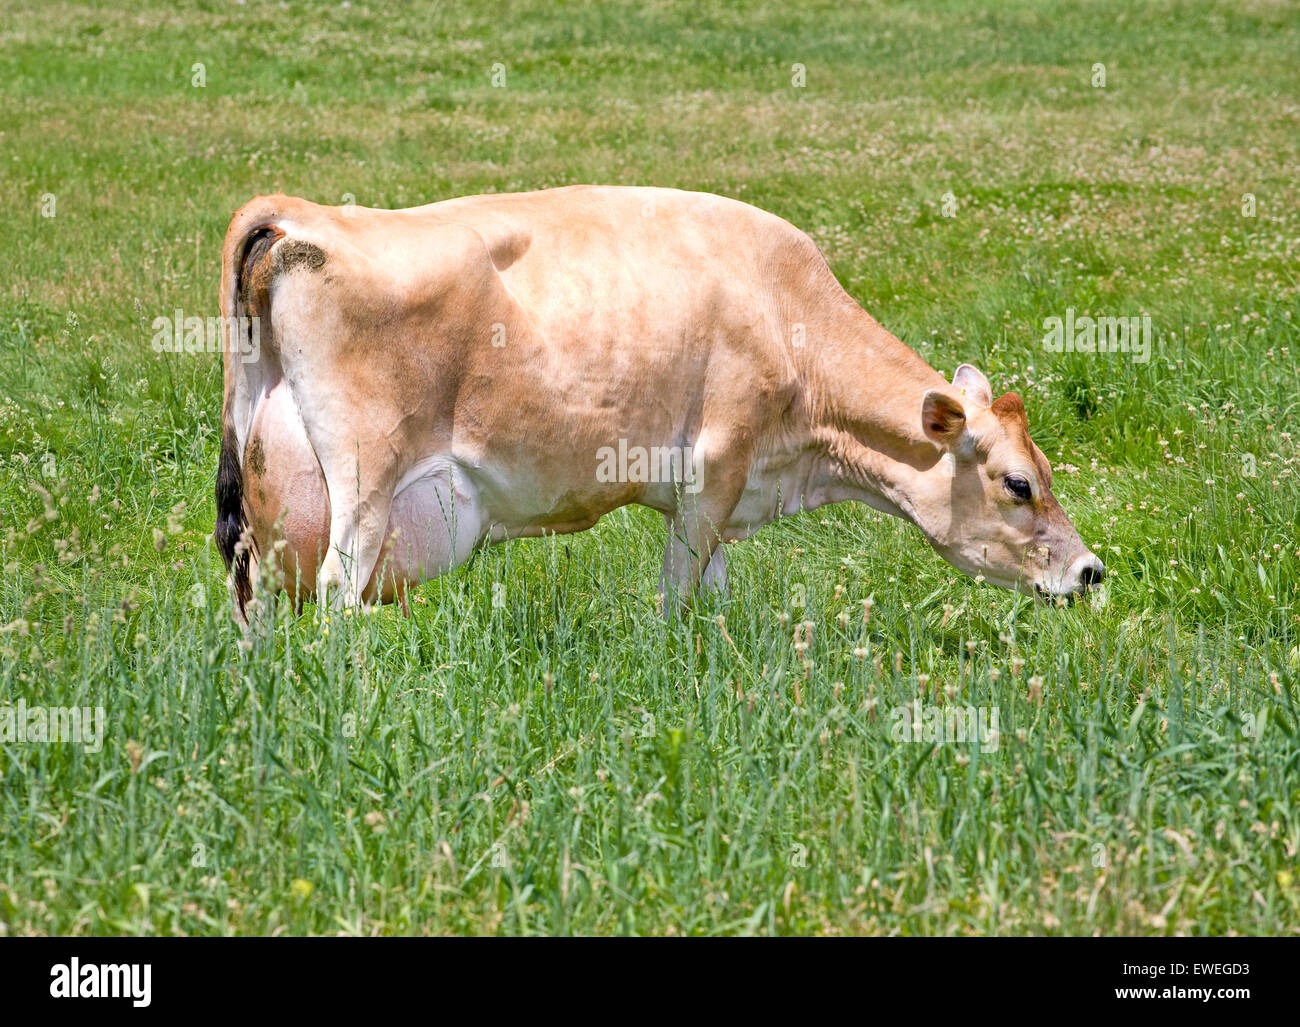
[792,307,954,537]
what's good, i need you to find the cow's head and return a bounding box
[916,364,1104,599]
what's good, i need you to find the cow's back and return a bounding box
[419,186,800,350]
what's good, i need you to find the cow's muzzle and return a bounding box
[1035,552,1106,601]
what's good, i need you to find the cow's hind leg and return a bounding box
[241,381,332,606]
[313,446,399,611]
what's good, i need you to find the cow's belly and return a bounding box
[467,465,625,540]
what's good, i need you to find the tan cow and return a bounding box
[215,185,1103,619]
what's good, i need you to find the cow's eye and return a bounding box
[1004,475,1032,501]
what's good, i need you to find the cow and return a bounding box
[215,185,1104,620]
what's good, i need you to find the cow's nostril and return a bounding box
[1079,561,1105,588]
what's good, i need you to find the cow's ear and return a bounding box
[922,390,967,445]
[952,363,992,407]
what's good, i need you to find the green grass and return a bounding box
[1,0,1298,935]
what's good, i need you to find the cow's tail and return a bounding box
[215,196,287,618]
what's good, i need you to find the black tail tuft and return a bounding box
[215,428,252,614]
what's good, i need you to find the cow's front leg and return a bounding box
[660,505,734,614]
[658,451,747,613]
[699,541,728,596]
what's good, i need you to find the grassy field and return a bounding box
[1,0,1298,936]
